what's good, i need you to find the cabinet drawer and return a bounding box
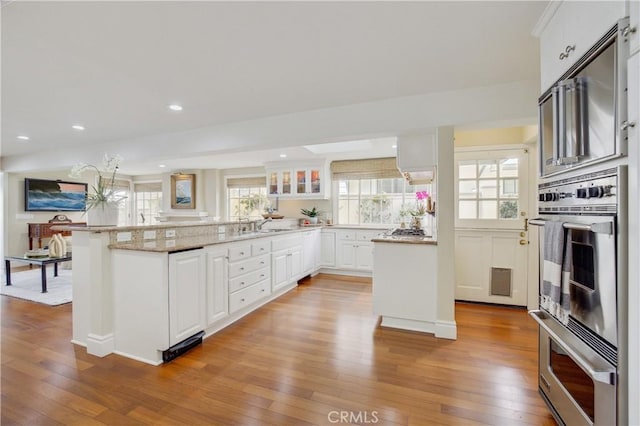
[228,244,251,262]
[357,231,380,241]
[229,267,270,293]
[229,279,271,314]
[251,240,271,256]
[337,231,356,241]
[228,253,269,278]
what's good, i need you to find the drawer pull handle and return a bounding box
[559,44,575,60]
[240,282,245,286]
[240,251,245,255]
[240,267,245,271]
[260,261,265,265]
[261,289,265,292]
[260,274,265,278]
[241,298,245,302]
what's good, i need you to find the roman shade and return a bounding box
[330,157,401,180]
[226,176,267,188]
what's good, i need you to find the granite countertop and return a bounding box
[108,227,317,253]
[371,234,437,245]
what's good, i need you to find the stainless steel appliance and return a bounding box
[538,18,631,177]
[530,166,627,425]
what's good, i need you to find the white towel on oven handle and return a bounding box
[541,221,571,325]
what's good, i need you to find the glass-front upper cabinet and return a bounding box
[268,170,292,195]
[266,161,329,199]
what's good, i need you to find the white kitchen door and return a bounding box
[453,147,530,306]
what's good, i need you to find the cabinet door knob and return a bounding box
[240,281,245,286]
[559,44,575,60]
[240,251,245,255]
[621,120,636,130]
[240,267,244,271]
[241,298,245,302]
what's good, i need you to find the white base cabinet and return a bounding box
[168,249,206,347]
[302,229,321,276]
[112,249,208,365]
[320,229,336,267]
[205,247,228,326]
[272,235,303,292]
[335,230,378,272]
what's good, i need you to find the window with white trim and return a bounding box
[134,182,162,225]
[227,176,268,221]
[332,158,432,226]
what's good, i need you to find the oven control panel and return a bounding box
[538,168,618,214]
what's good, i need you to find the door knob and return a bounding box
[519,240,529,245]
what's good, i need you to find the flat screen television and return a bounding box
[24,178,87,212]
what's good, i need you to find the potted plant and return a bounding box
[300,207,320,224]
[69,153,126,226]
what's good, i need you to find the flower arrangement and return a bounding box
[69,153,126,210]
[410,190,430,217]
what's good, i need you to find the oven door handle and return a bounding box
[529,218,613,235]
[529,310,616,385]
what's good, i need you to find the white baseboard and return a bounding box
[86,333,115,357]
[435,320,457,340]
[380,316,436,334]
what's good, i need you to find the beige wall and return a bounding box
[6,170,94,257]
[454,125,537,147]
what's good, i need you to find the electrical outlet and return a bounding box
[165,240,176,248]
[165,229,176,238]
[143,230,156,240]
[116,232,132,242]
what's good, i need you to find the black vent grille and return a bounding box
[567,317,617,366]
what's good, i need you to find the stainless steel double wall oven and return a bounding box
[530,17,631,426]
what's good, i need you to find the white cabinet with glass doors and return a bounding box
[266,161,329,199]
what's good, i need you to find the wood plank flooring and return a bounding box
[1,273,556,425]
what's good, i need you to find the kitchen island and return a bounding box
[372,231,456,339]
[62,220,320,365]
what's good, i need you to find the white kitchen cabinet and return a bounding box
[302,229,321,276]
[204,247,228,326]
[227,240,271,314]
[266,160,329,199]
[320,229,336,267]
[538,1,626,90]
[168,249,206,347]
[272,235,303,291]
[335,230,379,272]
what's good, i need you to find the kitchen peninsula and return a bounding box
[372,230,457,340]
[65,220,320,365]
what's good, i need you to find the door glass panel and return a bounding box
[478,160,497,178]
[459,181,477,199]
[459,200,477,219]
[500,179,518,197]
[499,200,519,219]
[479,200,497,219]
[459,161,477,179]
[500,158,519,177]
[478,180,497,198]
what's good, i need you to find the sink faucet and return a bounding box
[257,218,272,230]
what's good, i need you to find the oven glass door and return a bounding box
[538,215,617,348]
[549,339,595,421]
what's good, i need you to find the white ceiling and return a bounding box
[1,1,547,175]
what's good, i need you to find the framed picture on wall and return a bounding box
[171,174,196,209]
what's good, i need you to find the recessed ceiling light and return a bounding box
[392,144,397,148]
[279,154,287,158]
[168,104,183,111]
[159,164,166,168]
[72,124,85,131]
[17,135,30,140]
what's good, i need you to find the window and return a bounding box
[331,158,432,226]
[227,176,268,220]
[134,182,162,225]
[455,148,528,230]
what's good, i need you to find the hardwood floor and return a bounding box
[1,273,556,425]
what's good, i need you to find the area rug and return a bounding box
[0,268,72,306]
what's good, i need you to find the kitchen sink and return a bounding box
[258,228,290,233]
